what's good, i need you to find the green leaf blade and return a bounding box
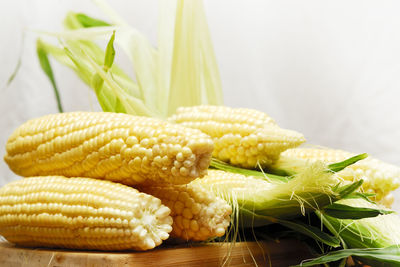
[336,179,364,199]
[327,153,368,173]
[36,39,64,113]
[323,203,393,220]
[210,158,290,183]
[104,31,116,71]
[76,13,111,28]
[278,219,341,248]
[343,192,377,204]
[292,246,400,267]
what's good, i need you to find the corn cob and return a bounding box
[138,183,232,241]
[274,147,400,205]
[4,112,214,185]
[168,105,305,168]
[0,176,173,251]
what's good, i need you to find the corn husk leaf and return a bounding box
[318,199,400,249]
[293,246,400,267]
[322,203,393,220]
[210,158,290,183]
[75,13,111,27]
[36,40,63,113]
[344,192,377,204]
[210,154,368,184]
[37,1,223,117]
[277,219,341,247]
[195,158,364,228]
[235,180,362,228]
[166,0,223,114]
[327,153,368,173]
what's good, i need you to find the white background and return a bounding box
[1,0,400,211]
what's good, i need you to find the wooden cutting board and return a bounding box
[0,239,312,267]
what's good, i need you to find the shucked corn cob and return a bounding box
[168,105,305,168]
[0,176,173,251]
[138,183,232,241]
[4,112,214,185]
[275,147,400,205]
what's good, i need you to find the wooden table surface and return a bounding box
[0,239,313,267]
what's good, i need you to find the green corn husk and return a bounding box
[37,13,153,116]
[314,198,400,267]
[270,147,400,206]
[294,246,400,267]
[36,0,223,118]
[319,198,400,249]
[193,160,362,228]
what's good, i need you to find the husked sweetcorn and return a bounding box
[139,183,232,241]
[275,147,400,205]
[168,105,305,168]
[0,176,173,251]
[4,112,214,185]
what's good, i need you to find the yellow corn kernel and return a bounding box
[138,182,232,241]
[4,112,214,185]
[276,147,400,206]
[0,176,173,251]
[168,105,305,168]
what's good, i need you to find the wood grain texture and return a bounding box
[0,239,313,267]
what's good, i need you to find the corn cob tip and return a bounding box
[169,105,305,168]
